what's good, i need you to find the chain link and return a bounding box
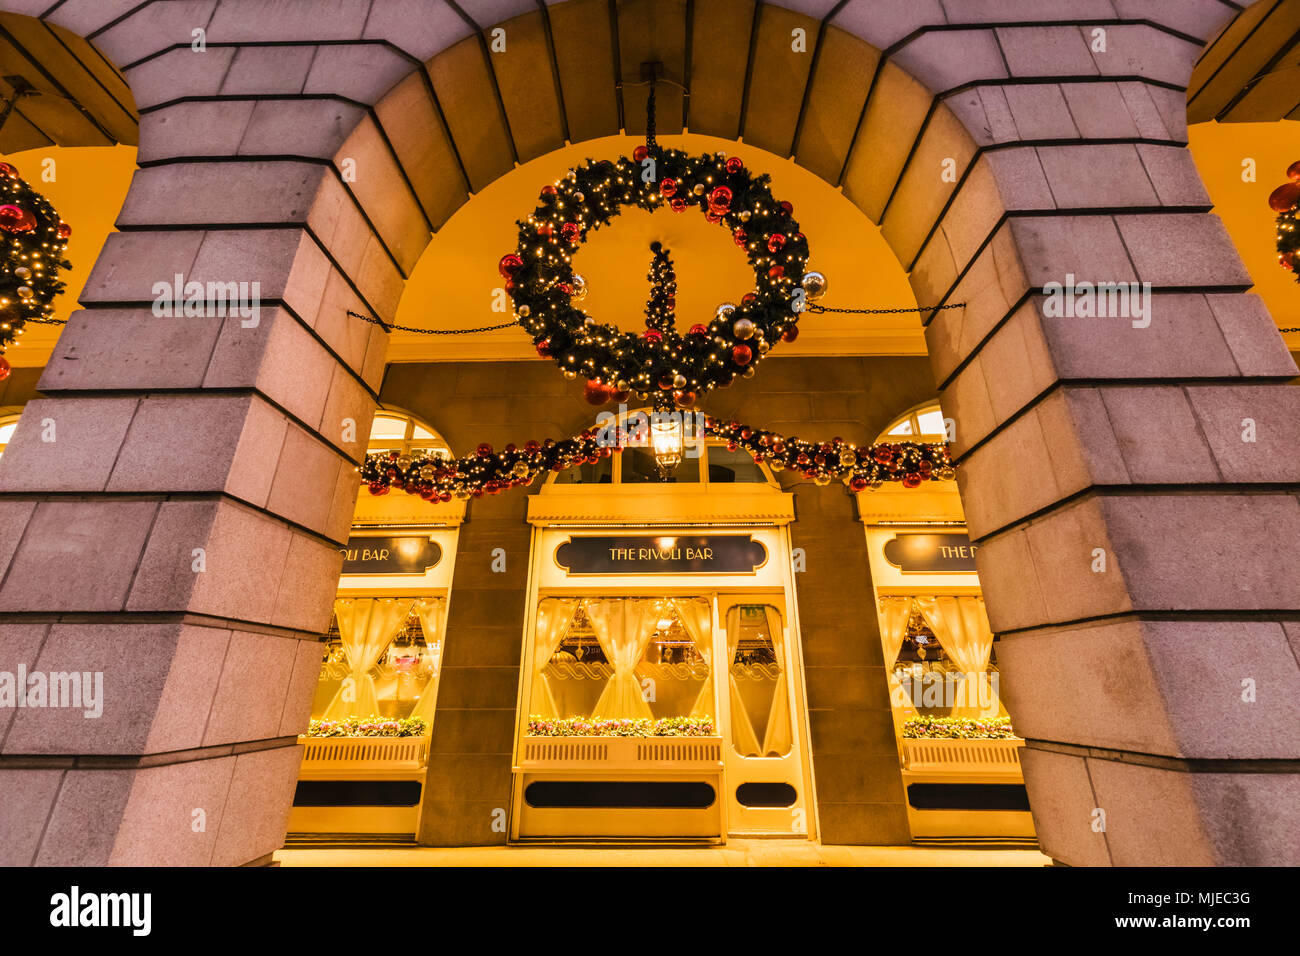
[346,309,518,334]
[805,303,967,315]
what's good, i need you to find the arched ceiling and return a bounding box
[390,131,922,361]
[0,11,136,151]
[1188,0,1300,123]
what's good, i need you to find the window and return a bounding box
[366,409,452,460]
[725,605,792,757]
[881,402,948,442]
[310,597,447,734]
[528,597,713,728]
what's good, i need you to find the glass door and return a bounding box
[716,596,811,836]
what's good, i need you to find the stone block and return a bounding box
[110,756,234,866]
[202,630,299,746]
[0,770,62,866]
[0,396,137,492]
[209,744,303,866]
[1185,384,1300,483]
[1017,747,1112,866]
[1116,213,1252,287]
[33,769,134,866]
[144,623,231,754]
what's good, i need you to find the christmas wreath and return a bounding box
[0,161,72,381]
[1270,161,1300,283]
[501,146,827,409]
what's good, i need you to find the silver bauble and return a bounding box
[716,302,736,319]
[801,271,829,301]
[571,274,588,300]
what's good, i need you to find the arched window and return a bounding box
[367,408,452,460]
[0,412,20,462]
[878,402,948,443]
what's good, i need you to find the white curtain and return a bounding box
[589,599,657,719]
[760,606,792,757]
[725,608,763,757]
[672,598,714,718]
[915,595,996,714]
[323,597,414,719]
[408,597,446,729]
[878,596,913,670]
[530,598,580,717]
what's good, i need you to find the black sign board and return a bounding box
[340,535,442,575]
[883,533,978,573]
[556,535,767,574]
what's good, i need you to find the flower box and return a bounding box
[901,737,1024,776]
[298,735,430,774]
[519,734,724,772]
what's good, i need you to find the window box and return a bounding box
[901,737,1024,777]
[519,734,725,772]
[299,735,430,774]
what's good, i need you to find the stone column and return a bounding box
[887,7,1300,865]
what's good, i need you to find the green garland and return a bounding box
[358,414,953,501]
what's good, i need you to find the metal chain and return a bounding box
[346,309,518,334]
[806,303,967,314]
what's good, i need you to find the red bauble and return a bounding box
[476,442,494,457]
[708,186,732,210]
[660,178,677,197]
[1288,160,1300,183]
[1268,182,1300,212]
[558,282,573,295]
[643,328,663,342]
[1280,252,1297,272]
[768,265,785,279]
[732,344,753,366]
[498,253,523,278]
[0,355,9,381]
[767,233,786,253]
[0,163,17,179]
[536,339,552,358]
[780,200,794,215]
[725,157,743,174]
[874,446,894,465]
[537,223,553,237]
[0,205,33,234]
[849,476,869,492]
[673,389,697,408]
[733,227,747,247]
[670,198,687,213]
[541,184,558,197]
[56,221,71,240]
[561,222,581,242]
[611,389,630,404]
[902,472,923,489]
[525,440,541,454]
[633,145,650,162]
[369,481,390,496]
[688,323,707,336]
[705,210,723,224]
[781,325,799,343]
[741,293,757,307]
[584,380,613,405]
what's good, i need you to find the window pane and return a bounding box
[916,408,946,436]
[706,445,767,483]
[621,445,701,484]
[528,598,713,734]
[369,415,408,440]
[411,423,435,439]
[0,422,16,444]
[726,605,791,757]
[551,456,613,484]
[888,419,914,435]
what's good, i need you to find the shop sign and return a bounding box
[340,535,441,575]
[556,534,767,574]
[882,533,978,573]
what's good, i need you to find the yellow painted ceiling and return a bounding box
[3,123,1298,368]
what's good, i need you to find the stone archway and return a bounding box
[0,0,1296,866]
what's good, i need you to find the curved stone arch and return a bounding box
[0,0,1297,866]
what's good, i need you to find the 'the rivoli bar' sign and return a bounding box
[556,535,768,574]
[882,533,978,573]
[340,535,442,575]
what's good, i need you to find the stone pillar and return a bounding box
[887,7,1300,865]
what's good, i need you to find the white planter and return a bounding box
[519,734,724,771]
[299,735,429,773]
[901,737,1024,776]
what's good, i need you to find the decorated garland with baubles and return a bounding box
[0,161,72,382]
[359,417,953,502]
[1270,161,1300,283]
[500,146,827,410]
